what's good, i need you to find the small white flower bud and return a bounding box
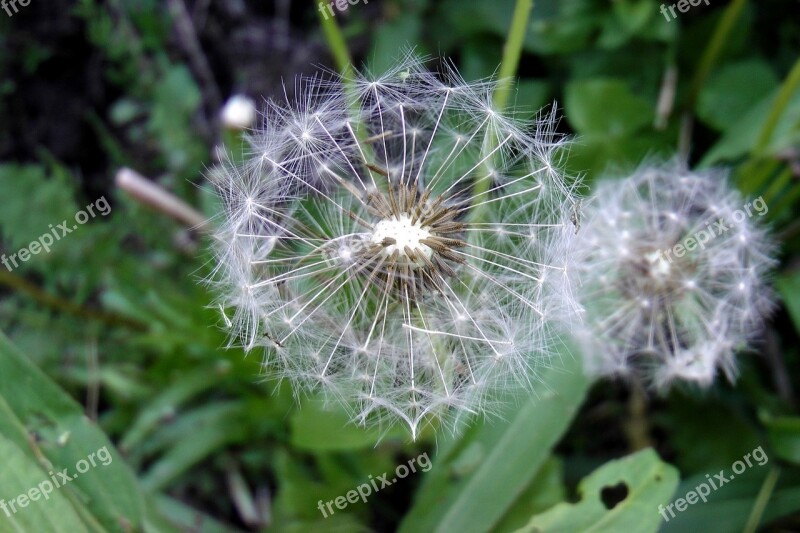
[220,94,257,130]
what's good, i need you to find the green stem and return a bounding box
[492,0,534,112]
[625,382,653,451]
[317,4,354,78]
[743,466,781,533]
[473,0,534,218]
[754,56,800,154]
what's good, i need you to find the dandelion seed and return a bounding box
[574,163,776,389]
[208,55,579,438]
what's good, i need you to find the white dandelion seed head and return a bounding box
[573,162,777,389]
[208,55,580,439]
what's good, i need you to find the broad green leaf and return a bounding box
[516,448,679,533]
[565,79,653,136]
[0,330,163,531]
[492,457,566,532]
[399,353,590,533]
[0,402,90,533]
[148,65,205,173]
[524,0,601,55]
[597,0,654,49]
[697,60,779,132]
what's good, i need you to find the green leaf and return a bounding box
[516,448,679,533]
[697,60,779,132]
[119,369,222,453]
[399,352,590,533]
[290,396,403,452]
[524,0,601,55]
[0,403,90,533]
[565,79,654,136]
[0,164,78,251]
[148,65,205,173]
[492,457,566,532]
[370,13,424,75]
[761,413,800,465]
[0,330,166,531]
[514,80,553,116]
[597,0,654,49]
[701,85,800,166]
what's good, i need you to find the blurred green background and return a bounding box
[1,0,799,531]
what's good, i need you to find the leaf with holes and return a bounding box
[515,448,679,533]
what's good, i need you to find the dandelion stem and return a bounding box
[493,0,534,112]
[473,0,534,220]
[316,3,354,78]
[625,381,653,451]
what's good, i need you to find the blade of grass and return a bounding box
[753,57,800,155]
[743,466,781,533]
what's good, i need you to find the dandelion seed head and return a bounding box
[208,55,579,438]
[574,163,776,389]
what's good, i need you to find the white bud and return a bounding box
[220,94,256,130]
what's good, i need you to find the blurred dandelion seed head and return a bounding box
[208,55,579,438]
[574,164,776,389]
